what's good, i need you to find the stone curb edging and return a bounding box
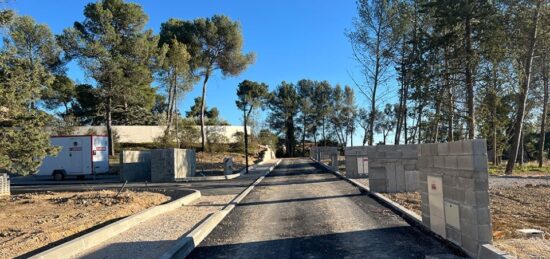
[29,190,202,259]
[160,159,282,259]
[311,158,516,259]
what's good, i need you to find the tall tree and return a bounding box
[297,79,315,153]
[313,81,333,146]
[343,85,358,146]
[157,39,193,137]
[505,0,544,175]
[268,82,299,157]
[59,0,159,155]
[236,80,269,173]
[348,0,399,145]
[160,15,255,151]
[0,13,57,175]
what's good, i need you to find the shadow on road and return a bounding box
[189,226,466,258]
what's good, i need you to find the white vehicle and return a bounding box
[37,135,109,180]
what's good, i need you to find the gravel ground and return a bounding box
[189,158,464,258]
[488,175,550,188]
[354,175,550,189]
[74,194,235,259]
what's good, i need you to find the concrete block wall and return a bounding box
[310,146,339,170]
[120,150,151,182]
[418,140,491,258]
[151,149,196,182]
[0,173,9,196]
[344,145,419,192]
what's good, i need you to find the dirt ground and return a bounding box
[381,185,550,258]
[0,190,169,258]
[196,151,257,172]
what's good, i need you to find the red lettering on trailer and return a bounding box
[95,147,106,151]
[431,183,437,190]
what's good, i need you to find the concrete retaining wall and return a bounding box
[0,173,9,196]
[310,146,339,170]
[151,149,196,182]
[120,150,151,182]
[418,140,491,258]
[68,125,244,144]
[344,145,419,192]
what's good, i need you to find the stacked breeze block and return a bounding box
[151,149,196,182]
[0,173,10,196]
[418,140,491,257]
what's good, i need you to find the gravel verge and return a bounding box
[74,194,235,259]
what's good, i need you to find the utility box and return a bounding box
[428,176,445,237]
[37,135,109,180]
[357,157,368,176]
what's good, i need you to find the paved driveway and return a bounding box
[188,158,464,258]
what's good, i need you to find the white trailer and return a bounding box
[37,135,109,180]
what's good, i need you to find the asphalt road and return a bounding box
[188,158,464,259]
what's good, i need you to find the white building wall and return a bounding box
[70,125,244,144]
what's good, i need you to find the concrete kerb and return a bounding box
[310,158,469,257]
[160,159,282,259]
[30,189,202,259]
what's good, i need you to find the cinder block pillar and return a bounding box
[418,140,491,258]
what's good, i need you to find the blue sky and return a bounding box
[7,0,377,144]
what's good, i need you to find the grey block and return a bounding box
[473,154,489,173]
[395,164,405,192]
[444,156,458,169]
[438,143,450,155]
[404,160,417,170]
[457,155,474,170]
[461,233,480,257]
[448,141,464,155]
[477,207,492,225]
[457,177,474,190]
[405,171,419,192]
[446,226,462,246]
[478,224,493,243]
[386,163,397,193]
[370,167,386,179]
[471,139,487,155]
[369,179,387,192]
[434,156,445,168]
[478,244,512,259]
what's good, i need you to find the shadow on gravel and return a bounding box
[236,193,365,207]
[75,240,174,259]
[188,226,466,259]
[256,177,341,187]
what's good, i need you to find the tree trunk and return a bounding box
[200,70,210,152]
[465,16,475,139]
[322,118,326,146]
[519,130,524,166]
[505,1,541,175]
[107,94,114,156]
[395,41,407,145]
[369,20,383,146]
[538,54,548,167]
[448,79,455,142]
[244,107,249,174]
[491,62,499,165]
[302,116,306,154]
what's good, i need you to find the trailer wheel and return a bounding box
[52,170,65,181]
[76,175,85,180]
